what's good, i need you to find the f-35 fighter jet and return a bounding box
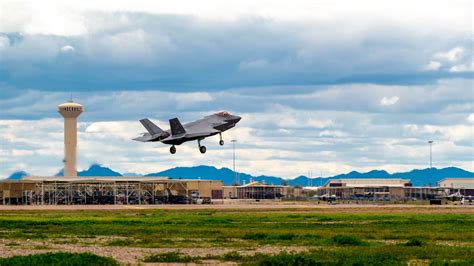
[133,112,241,154]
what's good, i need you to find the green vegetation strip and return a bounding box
[0,209,472,264]
[144,247,474,266]
[0,252,118,266]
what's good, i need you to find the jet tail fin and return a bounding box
[139,119,164,135]
[169,118,186,136]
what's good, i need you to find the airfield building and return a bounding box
[0,176,223,205]
[318,178,446,200]
[438,178,474,196]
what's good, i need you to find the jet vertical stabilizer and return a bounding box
[140,119,164,135]
[169,118,186,136]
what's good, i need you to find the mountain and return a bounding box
[4,164,473,186]
[77,164,122,177]
[392,167,474,186]
[7,171,29,180]
[146,165,283,185]
[146,165,473,186]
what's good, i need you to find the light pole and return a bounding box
[428,140,434,187]
[231,140,237,185]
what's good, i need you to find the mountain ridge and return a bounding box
[5,164,473,186]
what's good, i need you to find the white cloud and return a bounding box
[1,0,471,36]
[434,47,465,62]
[449,62,474,73]
[467,114,474,124]
[423,60,441,71]
[60,45,75,53]
[0,35,10,50]
[380,96,399,106]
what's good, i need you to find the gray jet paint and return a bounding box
[133,112,241,154]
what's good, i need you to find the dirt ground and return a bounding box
[0,202,473,214]
[0,237,309,264]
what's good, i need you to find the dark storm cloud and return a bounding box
[0,12,471,94]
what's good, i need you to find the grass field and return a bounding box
[0,207,473,265]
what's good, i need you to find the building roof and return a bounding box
[324,178,410,188]
[238,181,281,188]
[438,178,474,189]
[0,176,223,184]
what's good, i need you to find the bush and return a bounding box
[329,235,364,246]
[405,238,424,246]
[243,233,268,240]
[242,233,297,241]
[143,252,195,263]
[0,252,118,266]
[253,252,322,266]
[221,251,243,261]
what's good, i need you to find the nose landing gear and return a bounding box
[219,133,224,146]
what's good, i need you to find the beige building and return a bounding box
[318,178,445,200]
[186,180,224,199]
[223,186,238,199]
[438,178,474,196]
[0,177,223,205]
[235,181,285,199]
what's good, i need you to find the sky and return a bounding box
[0,0,473,178]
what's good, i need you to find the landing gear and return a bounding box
[219,133,224,146]
[170,145,176,154]
[198,139,207,154]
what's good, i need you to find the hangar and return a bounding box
[438,178,474,196]
[0,176,223,205]
[317,178,446,200]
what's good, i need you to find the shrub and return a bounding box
[221,251,243,261]
[253,252,322,266]
[405,237,424,246]
[143,252,195,263]
[242,233,297,241]
[243,233,268,240]
[329,235,364,246]
[0,252,118,266]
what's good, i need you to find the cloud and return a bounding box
[0,0,472,178]
[423,60,441,71]
[449,62,474,73]
[0,4,472,92]
[468,114,474,124]
[60,45,75,53]
[380,96,399,106]
[435,47,465,62]
[1,79,473,178]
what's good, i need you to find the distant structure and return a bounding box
[57,100,83,177]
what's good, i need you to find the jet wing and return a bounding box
[185,130,219,139]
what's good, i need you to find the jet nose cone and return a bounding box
[226,115,241,124]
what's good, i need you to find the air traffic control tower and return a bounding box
[57,101,83,177]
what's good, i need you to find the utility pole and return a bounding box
[428,140,434,187]
[231,140,237,185]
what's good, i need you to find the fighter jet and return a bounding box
[133,111,241,154]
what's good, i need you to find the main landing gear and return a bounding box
[219,133,224,146]
[170,145,176,154]
[198,139,207,154]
